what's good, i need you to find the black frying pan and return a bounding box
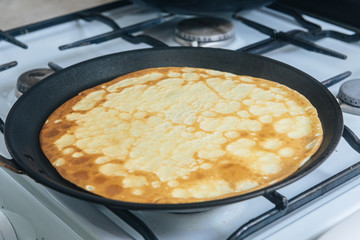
[132,0,275,15]
[0,47,343,211]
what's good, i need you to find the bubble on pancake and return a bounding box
[227,138,256,157]
[123,175,148,188]
[240,76,254,82]
[152,181,161,188]
[99,163,127,177]
[213,100,241,114]
[41,67,323,204]
[261,138,283,150]
[243,99,255,105]
[95,156,111,164]
[267,102,288,115]
[306,140,317,149]
[253,151,282,175]
[224,131,240,139]
[63,148,74,155]
[199,117,261,132]
[237,110,250,118]
[168,71,180,77]
[275,94,285,100]
[172,180,232,199]
[200,163,213,169]
[182,72,200,81]
[288,116,311,138]
[73,90,106,111]
[119,113,132,120]
[250,88,274,101]
[300,157,311,167]
[259,115,273,123]
[168,180,179,187]
[54,134,75,150]
[274,118,292,133]
[201,111,217,117]
[287,100,305,116]
[279,147,294,157]
[133,189,144,196]
[235,180,259,192]
[53,158,65,167]
[106,72,163,92]
[72,152,84,158]
[249,105,268,115]
[86,185,95,191]
[206,69,224,76]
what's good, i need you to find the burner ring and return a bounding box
[16,68,54,97]
[338,79,360,107]
[175,17,234,47]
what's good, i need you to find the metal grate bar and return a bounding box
[0,30,27,49]
[228,126,360,240]
[121,33,169,47]
[59,14,173,50]
[268,3,321,33]
[321,71,352,88]
[264,191,288,211]
[0,1,132,71]
[268,3,360,43]
[4,1,132,37]
[107,207,158,240]
[237,29,346,56]
[0,61,17,72]
[234,15,346,59]
[48,62,64,72]
[79,12,121,30]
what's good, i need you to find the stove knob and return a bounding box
[338,79,360,107]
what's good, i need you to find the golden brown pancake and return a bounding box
[40,67,323,203]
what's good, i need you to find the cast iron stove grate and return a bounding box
[234,3,360,59]
[0,61,17,72]
[0,0,132,72]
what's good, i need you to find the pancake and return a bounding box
[39,67,323,204]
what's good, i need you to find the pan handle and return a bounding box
[0,155,24,174]
[0,117,24,174]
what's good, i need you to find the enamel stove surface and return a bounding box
[1,3,360,240]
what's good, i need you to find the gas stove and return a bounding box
[1,1,360,240]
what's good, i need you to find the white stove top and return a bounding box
[1,3,360,240]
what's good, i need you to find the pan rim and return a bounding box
[4,47,343,210]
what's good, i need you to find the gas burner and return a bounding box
[338,79,360,115]
[15,68,54,98]
[175,17,234,47]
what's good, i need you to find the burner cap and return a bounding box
[175,17,234,47]
[338,79,360,107]
[16,68,54,97]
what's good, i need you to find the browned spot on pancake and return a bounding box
[72,158,88,165]
[72,170,88,181]
[44,128,60,138]
[105,185,123,196]
[93,176,107,184]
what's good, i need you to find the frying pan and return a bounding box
[0,47,343,211]
[132,0,275,15]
